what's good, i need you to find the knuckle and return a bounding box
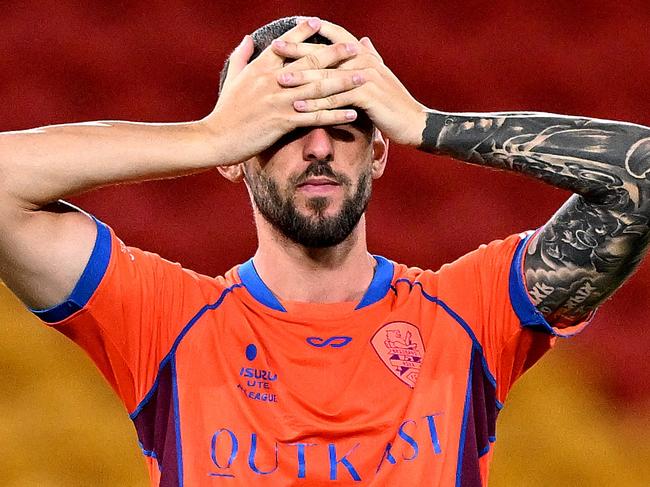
[305,54,321,69]
[289,70,302,83]
[336,43,349,57]
[364,68,378,81]
[314,80,325,97]
[325,95,338,108]
[360,53,376,65]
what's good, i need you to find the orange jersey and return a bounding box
[32,217,589,486]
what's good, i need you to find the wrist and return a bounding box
[406,104,432,147]
[194,114,234,167]
[417,109,448,153]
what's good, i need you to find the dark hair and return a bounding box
[218,16,332,94]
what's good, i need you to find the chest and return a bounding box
[165,297,481,484]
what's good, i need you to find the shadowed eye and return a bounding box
[327,127,356,142]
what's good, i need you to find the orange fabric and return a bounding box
[42,226,583,486]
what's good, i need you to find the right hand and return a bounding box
[201,17,365,166]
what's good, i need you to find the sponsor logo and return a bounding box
[237,344,278,404]
[371,321,425,388]
[306,336,353,348]
[208,412,443,480]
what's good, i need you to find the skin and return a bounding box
[0,18,373,309]
[271,22,650,325]
[418,113,650,325]
[240,123,387,303]
[0,16,648,327]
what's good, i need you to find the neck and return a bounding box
[252,214,375,303]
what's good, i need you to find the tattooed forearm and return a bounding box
[419,110,650,325]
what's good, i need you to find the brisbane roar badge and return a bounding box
[371,321,425,388]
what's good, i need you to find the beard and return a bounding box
[246,161,372,248]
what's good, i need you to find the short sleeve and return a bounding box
[438,231,594,402]
[30,217,213,412]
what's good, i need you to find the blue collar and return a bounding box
[237,255,394,312]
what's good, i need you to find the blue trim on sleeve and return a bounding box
[31,217,112,323]
[355,255,394,310]
[508,232,560,335]
[237,259,287,312]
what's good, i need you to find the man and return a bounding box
[0,15,647,486]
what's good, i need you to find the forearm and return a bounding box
[418,109,650,208]
[419,109,650,323]
[0,119,220,209]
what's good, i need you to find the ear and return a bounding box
[217,163,246,183]
[370,129,389,179]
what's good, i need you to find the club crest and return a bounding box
[371,321,425,388]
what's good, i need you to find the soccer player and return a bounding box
[0,15,648,486]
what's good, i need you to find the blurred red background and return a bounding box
[0,1,648,485]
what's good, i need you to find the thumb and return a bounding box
[224,35,254,84]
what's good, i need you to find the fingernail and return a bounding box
[279,72,293,83]
[345,43,358,54]
[294,100,307,110]
[272,39,286,48]
[308,17,321,29]
[345,110,357,120]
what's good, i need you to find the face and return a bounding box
[244,120,383,248]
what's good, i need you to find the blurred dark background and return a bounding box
[0,1,648,485]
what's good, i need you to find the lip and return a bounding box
[297,178,341,195]
[297,178,340,187]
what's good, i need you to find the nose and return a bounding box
[302,128,334,162]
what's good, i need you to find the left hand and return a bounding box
[271,21,429,146]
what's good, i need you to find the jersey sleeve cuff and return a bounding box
[30,217,112,323]
[508,230,593,338]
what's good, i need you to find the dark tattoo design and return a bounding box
[419,111,650,326]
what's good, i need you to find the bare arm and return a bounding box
[0,18,363,312]
[268,31,650,325]
[0,121,218,209]
[419,111,650,325]
[0,120,220,311]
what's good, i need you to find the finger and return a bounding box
[318,20,359,43]
[360,37,383,63]
[277,17,322,43]
[270,41,327,60]
[224,35,254,85]
[293,89,362,112]
[291,74,365,102]
[294,108,359,127]
[278,68,364,88]
[330,52,382,73]
[277,42,359,72]
[258,18,323,67]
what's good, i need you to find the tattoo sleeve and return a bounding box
[419,110,650,326]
